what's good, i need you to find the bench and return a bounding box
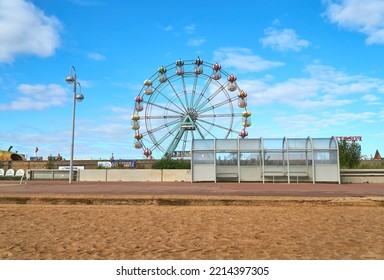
[263,169,309,183]
[216,173,238,182]
[288,171,309,183]
[217,173,238,177]
[263,171,286,183]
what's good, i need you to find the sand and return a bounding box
[1,197,384,260]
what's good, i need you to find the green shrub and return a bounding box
[339,140,361,169]
[152,158,191,169]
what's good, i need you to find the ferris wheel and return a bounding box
[131,57,251,159]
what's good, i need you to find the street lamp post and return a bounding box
[65,66,84,183]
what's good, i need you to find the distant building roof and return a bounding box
[373,149,382,160]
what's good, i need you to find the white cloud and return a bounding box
[88,52,106,61]
[324,0,384,44]
[213,47,285,72]
[0,0,62,63]
[260,27,310,52]
[243,62,384,109]
[187,38,206,47]
[184,24,196,34]
[274,111,377,136]
[110,106,131,114]
[161,25,174,32]
[332,111,377,122]
[361,94,381,105]
[107,106,132,121]
[362,94,378,102]
[111,82,142,91]
[86,123,131,139]
[304,63,381,95]
[304,63,350,82]
[0,84,68,111]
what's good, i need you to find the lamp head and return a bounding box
[65,75,75,84]
[75,93,84,102]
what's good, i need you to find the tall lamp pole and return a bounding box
[65,66,84,183]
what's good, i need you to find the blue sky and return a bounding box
[1,0,384,160]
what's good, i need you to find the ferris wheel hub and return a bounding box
[186,108,198,121]
[181,111,196,130]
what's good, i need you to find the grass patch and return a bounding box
[357,160,384,169]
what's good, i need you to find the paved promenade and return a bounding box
[1,180,384,197]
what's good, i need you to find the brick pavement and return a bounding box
[1,180,384,197]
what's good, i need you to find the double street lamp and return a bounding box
[65,66,84,183]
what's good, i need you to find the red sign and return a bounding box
[335,136,362,141]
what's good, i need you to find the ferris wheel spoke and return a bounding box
[180,74,189,108]
[148,141,164,153]
[152,87,185,113]
[191,75,213,109]
[195,121,217,139]
[143,138,165,154]
[144,100,182,116]
[146,115,181,119]
[166,78,188,111]
[148,142,165,153]
[199,113,241,118]
[194,124,207,139]
[149,123,182,152]
[198,96,237,114]
[143,118,180,136]
[198,118,237,135]
[190,75,199,108]
[195,83,228,111]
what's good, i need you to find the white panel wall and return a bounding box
[240,166,262,181]
[192,164,215,182]
[314,165,339,182]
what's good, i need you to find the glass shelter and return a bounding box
[191,137,340,184]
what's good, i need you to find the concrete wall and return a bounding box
[340,169,384,184]
[107,169,162,182]
[77,169,107,181]
[78,169,191,182]
[162,169,191,182]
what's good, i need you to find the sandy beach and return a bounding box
[1,195,383,260]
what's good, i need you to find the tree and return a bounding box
[338,140,362,169]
